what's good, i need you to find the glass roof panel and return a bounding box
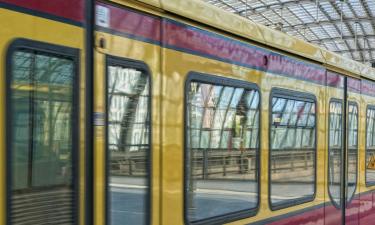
[367,1,375,17]
[203,0,375,65]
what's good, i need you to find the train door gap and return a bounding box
[327,73,355,225]
[342,76,348,225]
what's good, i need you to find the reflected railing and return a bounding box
[190,149,257,180]
[270,149,314,176]
[270,148,315,206]
[108,148,318,180]
[187,148,258,220]
[110,150,148,176]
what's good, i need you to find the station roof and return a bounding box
[203,0,375,67]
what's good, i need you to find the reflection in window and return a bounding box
[366,107,375,185]
[347,103,358,202]
[270,95,316,208]
[10,50,75,224]
[107,64,150,225]
[328,101,343,207]
[186,81,259,222]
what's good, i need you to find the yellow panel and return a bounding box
[360,94,375,194]
[136,0,161,8]
[160,0,265,45]
[361,65,375,81]
[232,72,326,225]
[258,24,326,63]
[160,47,261,225]
[94,52,106,225]
[94,31,162,225]
[0,8,85,225]
[160,43,327,224]
[324,50,362,76]
[98,1,375,223]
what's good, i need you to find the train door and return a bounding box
[359,80,375,224]
[325,73,360,225]
[93,2,161,225]
[345,78,360,225]
[0,1,86,225]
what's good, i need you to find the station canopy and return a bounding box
[203,0,375,66]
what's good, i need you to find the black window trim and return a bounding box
[105,55,152,225]
[268,88,317,211]
[327,98,344,209]
[184,72,261,225]
[365,104,375,187]
[346,101,358,205]
[5,38,80,225]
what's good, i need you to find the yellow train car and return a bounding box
[2,0,375,225]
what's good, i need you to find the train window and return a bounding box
[366,106,375,185]
[269,89,316,209]
[185,74,260,223]
[8,43,77,224]
[328,100,343,207]
[107,57,150,225]
[347,102,358,202]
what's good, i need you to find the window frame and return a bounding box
[268,88,317,211]
[5,38,80,225]
[184,72,261,225]
[105,55,152,225]
[346,101,358,204]
[365,104,375,187]
[327,98,344,209]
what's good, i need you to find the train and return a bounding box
[1,0,375,224]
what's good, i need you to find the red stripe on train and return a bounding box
[261,192,375,225]
[361,80,375,97]
[163,21,326,85]
[327,71,362,93]
[96,1,161,42]
[348,77,361,93]
[0,0,84,23]
[327,71,344,88]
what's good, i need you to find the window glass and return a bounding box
[107,63,150,225]
[328,101,343,206]
[186,80,259,222]
[347,103,358,201]
[10,50,75,224]
[366,107,375,185]
[270,94,316,208]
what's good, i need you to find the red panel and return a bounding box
[346,198,360,225]
[359,192,374,225]
[327,71,344,88]
[163,21,266,69]
[0,0,84,23]
[97,2,161,43]
[267,207,325,225]
[163,20,326,84]
[361,80,375,97]
[245,192,375,225]
[324,203,342,225]
[348,77,361,93]
[267,54,326,85]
